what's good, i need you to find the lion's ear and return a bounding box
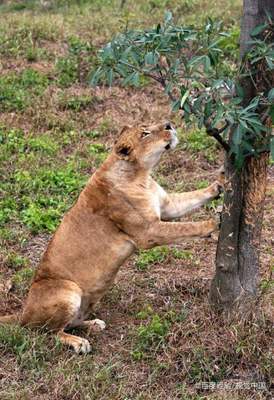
[115,142,133,160]
[119,126,130,135]
[114,126,130,145]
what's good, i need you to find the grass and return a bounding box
[0,0,273,399]
[131,313,170,360]
[179,128,219,163]
[136,246,169,271]
[136,247,194,271]
[0,68,49,111]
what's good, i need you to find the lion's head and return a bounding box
[114,122,178,169]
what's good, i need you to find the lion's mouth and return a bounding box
[165,144,171,150]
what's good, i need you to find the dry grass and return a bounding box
[0,0,273,399]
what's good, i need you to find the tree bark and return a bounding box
[209,0,274,312]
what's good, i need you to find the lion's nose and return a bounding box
[165,122,172,130]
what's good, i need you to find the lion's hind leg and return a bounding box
[21,279,92,354]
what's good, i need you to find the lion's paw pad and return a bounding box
[91,319,106,331]
[73,338,91,354]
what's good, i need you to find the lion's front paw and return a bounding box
[204,218,220,237]
[209,180,224,199]
[209,166,225,199]
[84,319,106,334]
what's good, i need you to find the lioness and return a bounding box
[0,122,222,353]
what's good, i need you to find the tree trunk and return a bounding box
[209,0,274,312]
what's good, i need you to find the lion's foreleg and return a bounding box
[161,181,222,220]
[135,219,218,249]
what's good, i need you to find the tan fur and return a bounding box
[0,122,222,353]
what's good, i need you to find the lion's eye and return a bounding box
[141,130,151,138]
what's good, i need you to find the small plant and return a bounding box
[0,324,62,370]
[55,56,78,87]
[81,130,102,139]
[21,204,62,233]
[11,267,34,294]
[4,252,29,269]
[219,24,240,61]
[27,135,59,155]
[136,246,168,271]
[132,314,170,360]
[0,325,32,356]
[89,143,108,167]
[195,180,209,189]
[180,129,218,162]
[136,305,154,320]
[58,94,99,111]
[171,248,193,260]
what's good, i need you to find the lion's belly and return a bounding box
[38,209,135,299]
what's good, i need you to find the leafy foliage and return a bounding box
[92,13,274,168]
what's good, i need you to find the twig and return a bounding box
[205,120,231,152]
[120,0,126,9]
[185,101,231,152]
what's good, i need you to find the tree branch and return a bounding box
[204,120,231,152]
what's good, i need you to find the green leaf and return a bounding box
[106,69,113,86]
[235,83,244,98]
[242,140,255,155]
[180,89,190,108]
[250,23,267,37]
[90,67,102,86]
[204,100,212,118]
[184,102,191,114]
[271,137,274,161]
[233,125,243,145]
[131,72,140,86]
[265,57,274,70]
[204,56,211,73]
[270,105,274,124]
[268,88,274,102]
[164,11,173,24]
[145,52,157,65]
[123,71,138,86]
[172,99,180,112]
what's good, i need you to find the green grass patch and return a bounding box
[55,56,78,87]
[187,129,216,155]
[11,267,34,294]
[0,324,62,371]
[131,313,170,360]
[0,128,88,233]
[0,21,56,58]
[27,134,60,155]
[136,246,169,271]
[171,248,193,260]
[0,68,49,111]
[3,252,29,269]
[58,94,101,111]
[136,246,194,270]
[89,143,108,167]
[179,128,218,162]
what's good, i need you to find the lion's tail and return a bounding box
[0,314,20,325]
